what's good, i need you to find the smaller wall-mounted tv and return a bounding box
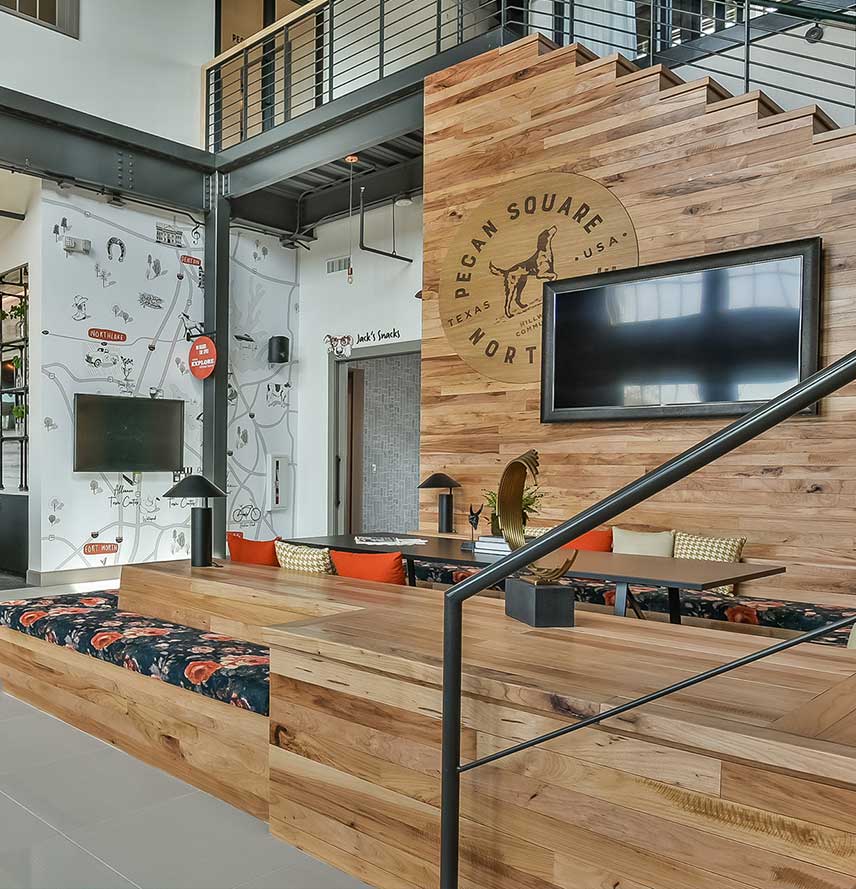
[74,394,185,472]
[541,238,821,422]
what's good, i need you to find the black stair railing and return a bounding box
[439,346,856,889]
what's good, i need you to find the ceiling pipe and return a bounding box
[358,186,413,264]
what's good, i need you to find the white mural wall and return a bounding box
[37,185,206,573]
[226,231,299,540]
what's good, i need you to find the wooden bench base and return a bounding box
[0,628,269,820]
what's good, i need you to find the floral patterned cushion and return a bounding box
[0,592,270,715]
[412,562,855,646]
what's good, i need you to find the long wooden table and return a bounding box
[286,534,786,623]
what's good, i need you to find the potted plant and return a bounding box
[11,402,27,431]
[10,355,23,387]
[482,486,544,537]
[0,295,27,339]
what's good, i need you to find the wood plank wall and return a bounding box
[419,35,856,607]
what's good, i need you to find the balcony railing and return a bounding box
[204,0,856,153]
[203,0,501,151]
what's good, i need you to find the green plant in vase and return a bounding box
[0,296,28,338]
[482,485,544,537]
[11,403,27,431]
[9,355,22,386]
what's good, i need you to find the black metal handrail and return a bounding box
[439,346,856,889]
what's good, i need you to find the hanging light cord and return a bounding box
[347,164,354,284]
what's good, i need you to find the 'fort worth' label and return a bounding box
[438,171,639,384]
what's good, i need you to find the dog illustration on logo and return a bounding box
[324,334,354,358]
[490,225,558,319]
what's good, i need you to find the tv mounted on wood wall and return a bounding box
[540,238,822,422]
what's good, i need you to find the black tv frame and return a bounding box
[73,393,185,472]
[540,238,822,423]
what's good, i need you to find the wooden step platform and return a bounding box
[266,594,856,889]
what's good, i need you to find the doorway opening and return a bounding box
[330,343,421,535]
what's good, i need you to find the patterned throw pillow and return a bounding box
[274,541,333,575]
[673,530,747,596]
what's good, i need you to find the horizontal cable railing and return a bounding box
[204,0,502,151]
[510,0,856,126]
[204,0,856,151]
[439,346,856,889]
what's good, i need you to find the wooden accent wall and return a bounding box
[420,35,856,607]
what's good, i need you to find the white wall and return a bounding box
[35,184,206,574]
[0,1,214,146]
[295,199,423,535]
[226,230,299,540]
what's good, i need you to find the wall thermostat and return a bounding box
[267,454,289,512]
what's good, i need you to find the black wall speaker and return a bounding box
[268,335,290,364]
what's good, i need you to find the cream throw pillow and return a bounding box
[274,541,333,574]
[672,530,746,596]
[612,527,675,557]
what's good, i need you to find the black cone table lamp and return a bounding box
[163,474,227,567]
[419,472,461,534]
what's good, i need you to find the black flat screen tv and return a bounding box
[74,394,185,472]
[541,238,821,422]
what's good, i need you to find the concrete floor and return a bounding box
[0,577,375,889]
[0,691,373,889]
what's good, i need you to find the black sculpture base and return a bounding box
[438,492,454,534]
[191,505,213,567]
[505,577,575,628]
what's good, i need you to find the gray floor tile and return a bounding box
[0,713,106,777]
[0,793,58,855]
[0,691,40,723]
[68,792,336,889]
[0,744,198,833]
[0,833,138,889]
[234,856,374,889]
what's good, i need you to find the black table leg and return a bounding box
[406,557,417,587]
[667,587,682,624]
[614,581,629,617]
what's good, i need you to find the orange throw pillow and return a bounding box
[226,532,279,566]
[330,550,407,585]
[562,528,613,552]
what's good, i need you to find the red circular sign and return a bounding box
[189,336,217,379]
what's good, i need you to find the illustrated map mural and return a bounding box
[40,186,205,572]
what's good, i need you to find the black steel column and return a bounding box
[203,181,230,558]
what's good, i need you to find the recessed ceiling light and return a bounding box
[394,193,413,207]
[345,154,359,164]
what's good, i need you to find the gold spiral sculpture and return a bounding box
[497,449,577,584]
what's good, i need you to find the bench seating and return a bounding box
[0,592,270,818]
[0,592,270,713]
[413,562,856,646]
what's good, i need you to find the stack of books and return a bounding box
[474,535,512,556]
